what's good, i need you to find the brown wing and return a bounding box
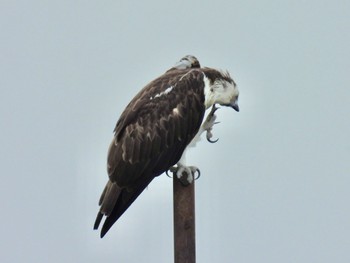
[94,69,206,237]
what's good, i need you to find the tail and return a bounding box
[93,180,121,231]
[94,177,154,238]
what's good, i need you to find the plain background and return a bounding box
[1,1,349,262]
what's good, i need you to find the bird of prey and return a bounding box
[94,55,239,237]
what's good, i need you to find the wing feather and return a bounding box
[95,68,207,236]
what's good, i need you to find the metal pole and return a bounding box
[173,173,196,263]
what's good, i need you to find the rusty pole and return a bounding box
[173,173,196,263]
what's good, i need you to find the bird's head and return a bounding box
[203,69,239,112]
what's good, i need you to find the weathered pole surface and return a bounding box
[173,173,196,263]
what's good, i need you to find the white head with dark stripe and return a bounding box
[203,69,239,111]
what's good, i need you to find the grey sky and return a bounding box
[1,0,349,262]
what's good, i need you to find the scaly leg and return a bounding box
[166,105,220,184]
[202,104,220,143]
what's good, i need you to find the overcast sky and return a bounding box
[1,1,349,262]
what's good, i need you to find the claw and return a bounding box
[204,104,220,143]
[194,168,201,180]
[207,137,219,143]
[165,169,172,178]
[206,122,220,143]
[169,165,201,185]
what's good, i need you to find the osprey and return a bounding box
[94,55,239,237]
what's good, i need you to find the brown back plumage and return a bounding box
[94,66,208,237]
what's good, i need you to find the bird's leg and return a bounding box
[166,105,220,184]
[169,164,200,186]
[186,104,220,148]
[202,104,220,143]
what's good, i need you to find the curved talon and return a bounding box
[166,166,177,178]
[204,105,221,144]
[165,170,172,178]
[194,168,201,180]
[207,137,219,143]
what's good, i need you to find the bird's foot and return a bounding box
[203,104,220,143]
[167,164,200,186]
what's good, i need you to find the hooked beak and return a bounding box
[230,101,239,112]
